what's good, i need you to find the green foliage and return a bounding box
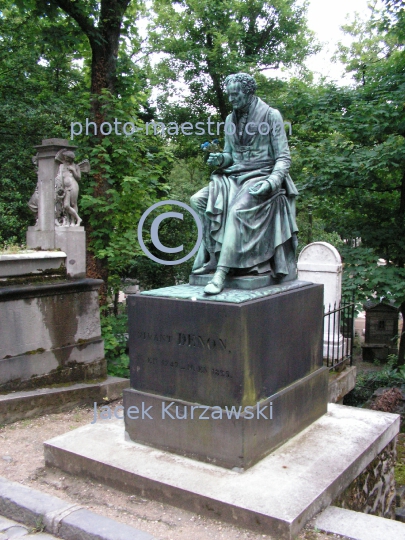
[344,358,405,407]
[100,307,129,378]
[75,90,175,293]
[341,246,405,308]
[0,1,86,244]
[150,0,318,118]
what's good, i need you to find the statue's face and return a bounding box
[226,82,250,110]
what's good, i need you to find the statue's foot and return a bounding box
[192,261,217,275]
[204,268,228,295]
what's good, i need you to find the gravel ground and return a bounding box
[0,402,346,540]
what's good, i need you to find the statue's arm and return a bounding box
[267,108,291,191]
[72,164,81,181]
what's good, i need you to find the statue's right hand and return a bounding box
[207,153,223,167]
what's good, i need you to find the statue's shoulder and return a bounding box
[261,102,283,120]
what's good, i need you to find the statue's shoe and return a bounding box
[192,263,217,275]
[204,270,227,295]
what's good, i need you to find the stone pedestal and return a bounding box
[124,281,328,469]
[55,227,86,278]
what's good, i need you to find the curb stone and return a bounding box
[0,477,156,540]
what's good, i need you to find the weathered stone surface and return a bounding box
[328,366,357,403]
[58,508,155,540]
[27,139,77,251]
[44,404,400,540]
[314,506,405,540]
[0,477,68,528]
[124,366,328,469]
[298,242,342,309]
[0,477,156,540]
[0,279,106,390]
[128,283,323,408]
[55,228,85,278]
[0,376,129,425]
[0,252,66,278]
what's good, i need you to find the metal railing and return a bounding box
[324,296,355,370]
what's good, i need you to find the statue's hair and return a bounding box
[224,73,257,95]
[63,150,75,160]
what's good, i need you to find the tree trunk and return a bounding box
[53,0,130,301]
[398,302,405,366]
[205,34,228,121]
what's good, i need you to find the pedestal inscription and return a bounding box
[128,283,324,408]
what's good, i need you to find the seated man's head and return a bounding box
[224,73,257,110]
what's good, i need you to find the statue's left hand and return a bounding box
[248,181,271,196]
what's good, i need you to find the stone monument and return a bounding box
[0,139,106,393]
[124,73,329,469]
[43,77,400,539]
[297,242,347,360]
[26,139,87,278]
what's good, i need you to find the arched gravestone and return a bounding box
[297,242,342,310]
[297,242,346,361]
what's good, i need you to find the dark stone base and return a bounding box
[128,284,324,408]
[124,366,329,470]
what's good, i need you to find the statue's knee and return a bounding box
[190,194,199,211]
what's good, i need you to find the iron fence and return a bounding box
[324,296,356,369]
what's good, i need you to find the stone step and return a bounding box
[0,376,129,425]
[314,506,405,540]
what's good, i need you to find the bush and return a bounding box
[344,358,405,407]
[100,307,130,378]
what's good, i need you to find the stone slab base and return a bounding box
[328,366,357,403]
[44,404,399,540]
[27,228,55,251]
[124,366,329,469]
[0,376,129,425]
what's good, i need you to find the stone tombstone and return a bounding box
[297,242,342,310]
[26,139,87,278]
[297,242,346,360]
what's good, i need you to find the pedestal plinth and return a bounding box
[55,226,86,278]
[124,281,328,469]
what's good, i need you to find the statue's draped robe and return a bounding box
[191,97,299,276]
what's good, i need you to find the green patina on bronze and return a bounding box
[142,280,310,304]
[189,73,299,295]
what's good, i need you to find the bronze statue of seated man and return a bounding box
[190,73,299,295]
